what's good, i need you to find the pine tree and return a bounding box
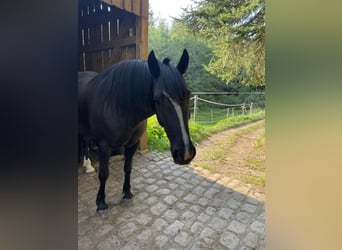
[180,0,265,86]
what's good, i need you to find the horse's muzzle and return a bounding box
[172,144,196,165]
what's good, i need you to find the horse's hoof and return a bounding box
[122,197,135,206]
[97,210,108,218]
[123,192,134,199]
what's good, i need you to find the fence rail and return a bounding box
[190,93,261,123]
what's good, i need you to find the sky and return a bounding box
[149,0,193,24]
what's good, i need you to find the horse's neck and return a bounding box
[130,102,155,125]
[119,90,155,127]
[130,80,156,123]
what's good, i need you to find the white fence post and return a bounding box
[250,102,253,114]
[193,95,198,122]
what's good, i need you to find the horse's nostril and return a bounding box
[184,151,191,161]
[172,146,196,164]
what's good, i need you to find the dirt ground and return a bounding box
[191,119,265,194]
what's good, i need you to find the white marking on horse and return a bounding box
[163,91,191,160]
[83,157,95,173]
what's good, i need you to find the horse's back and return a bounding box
[78,71,98,81]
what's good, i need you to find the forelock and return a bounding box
[163,57,171,65]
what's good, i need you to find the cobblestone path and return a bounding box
[78,150,265,249]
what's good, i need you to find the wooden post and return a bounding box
[242,103,245,115]
[193,95,198,122]
[250,102,253,114]
[232,108,234,117]
[137,0,149,152]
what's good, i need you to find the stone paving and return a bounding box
[78,151,265,249]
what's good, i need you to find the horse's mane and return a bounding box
[89,60,154,116]
[88,57,189,116]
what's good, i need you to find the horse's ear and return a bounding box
[177,49,189,75]
[148,50,160,78]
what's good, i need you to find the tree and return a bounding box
[180,0,265,86]
[149,19,227,92]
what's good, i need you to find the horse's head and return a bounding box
[148,49,196,165]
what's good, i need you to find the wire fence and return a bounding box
[189,92,265,123]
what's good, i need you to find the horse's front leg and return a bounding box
[96,142,110,211]
[123,142,139,199]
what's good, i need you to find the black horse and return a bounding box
[78,49,196,212]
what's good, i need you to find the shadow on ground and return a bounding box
[78,150,265,249]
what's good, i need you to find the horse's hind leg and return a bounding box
[83,139,95,173]
[122,142,139,199]
[96,142,111,211]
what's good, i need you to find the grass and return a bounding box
[242,125,265,186]
[243,175,265,186]
[147,109,265,151]
[202,146,226,161]
[195,162,216,172]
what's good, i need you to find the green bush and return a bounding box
[146,115,170,151]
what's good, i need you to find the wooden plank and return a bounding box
[80,37,136,54]
[140,15,148,59]
[95,2,104,14]
[134,16,148,60]
[103,21,110,43]
[135,4,148,150]
[88,2,96,16]
[78,28,83,50]
[85,51,92,71]
[85,27,90,46]
[101,0,145,16]
[110,0,122,9]
[124,0,132,12]
[88,24,102,50]
[117,13,135,39]
[79,7,125,29]
[141,0,148,18]
[111,47,123,63]
[109,19,118,40]
[121,46,136,60]
[79,53,84,71]
[132,0,141,16]
[86,51,103,72]
[102,49,112,69]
